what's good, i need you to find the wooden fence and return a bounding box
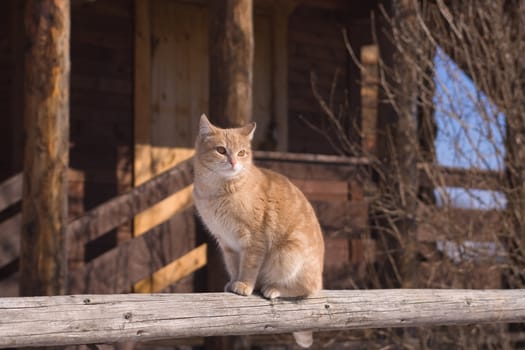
[1,289,525,348]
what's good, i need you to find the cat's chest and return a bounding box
[194,195,249,251]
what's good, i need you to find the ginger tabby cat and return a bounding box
[193,114,324,348]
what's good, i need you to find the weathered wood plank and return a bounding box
[1,289,524,348]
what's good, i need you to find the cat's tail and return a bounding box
[293,331,313,348]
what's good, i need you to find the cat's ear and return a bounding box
[199,113,215,136]
[241,122,256,141]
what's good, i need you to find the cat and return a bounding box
[193,114,325,348]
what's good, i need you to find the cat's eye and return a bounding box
[238,150,246,157]
[216,146,227,155]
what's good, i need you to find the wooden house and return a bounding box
[0,0,518,348]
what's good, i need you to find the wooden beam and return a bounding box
[1,289,525,348]
[20,0,70,296]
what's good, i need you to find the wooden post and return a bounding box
[207,0,253,348]
[209,0,254,127]
[19,0,70,296]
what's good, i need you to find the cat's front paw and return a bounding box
[228,281,254,296]
[261,285,281,299]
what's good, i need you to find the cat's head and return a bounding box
[195,114,256,178]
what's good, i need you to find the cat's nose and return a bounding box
[229,158,237,168]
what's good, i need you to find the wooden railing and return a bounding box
[1,289,524,348]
